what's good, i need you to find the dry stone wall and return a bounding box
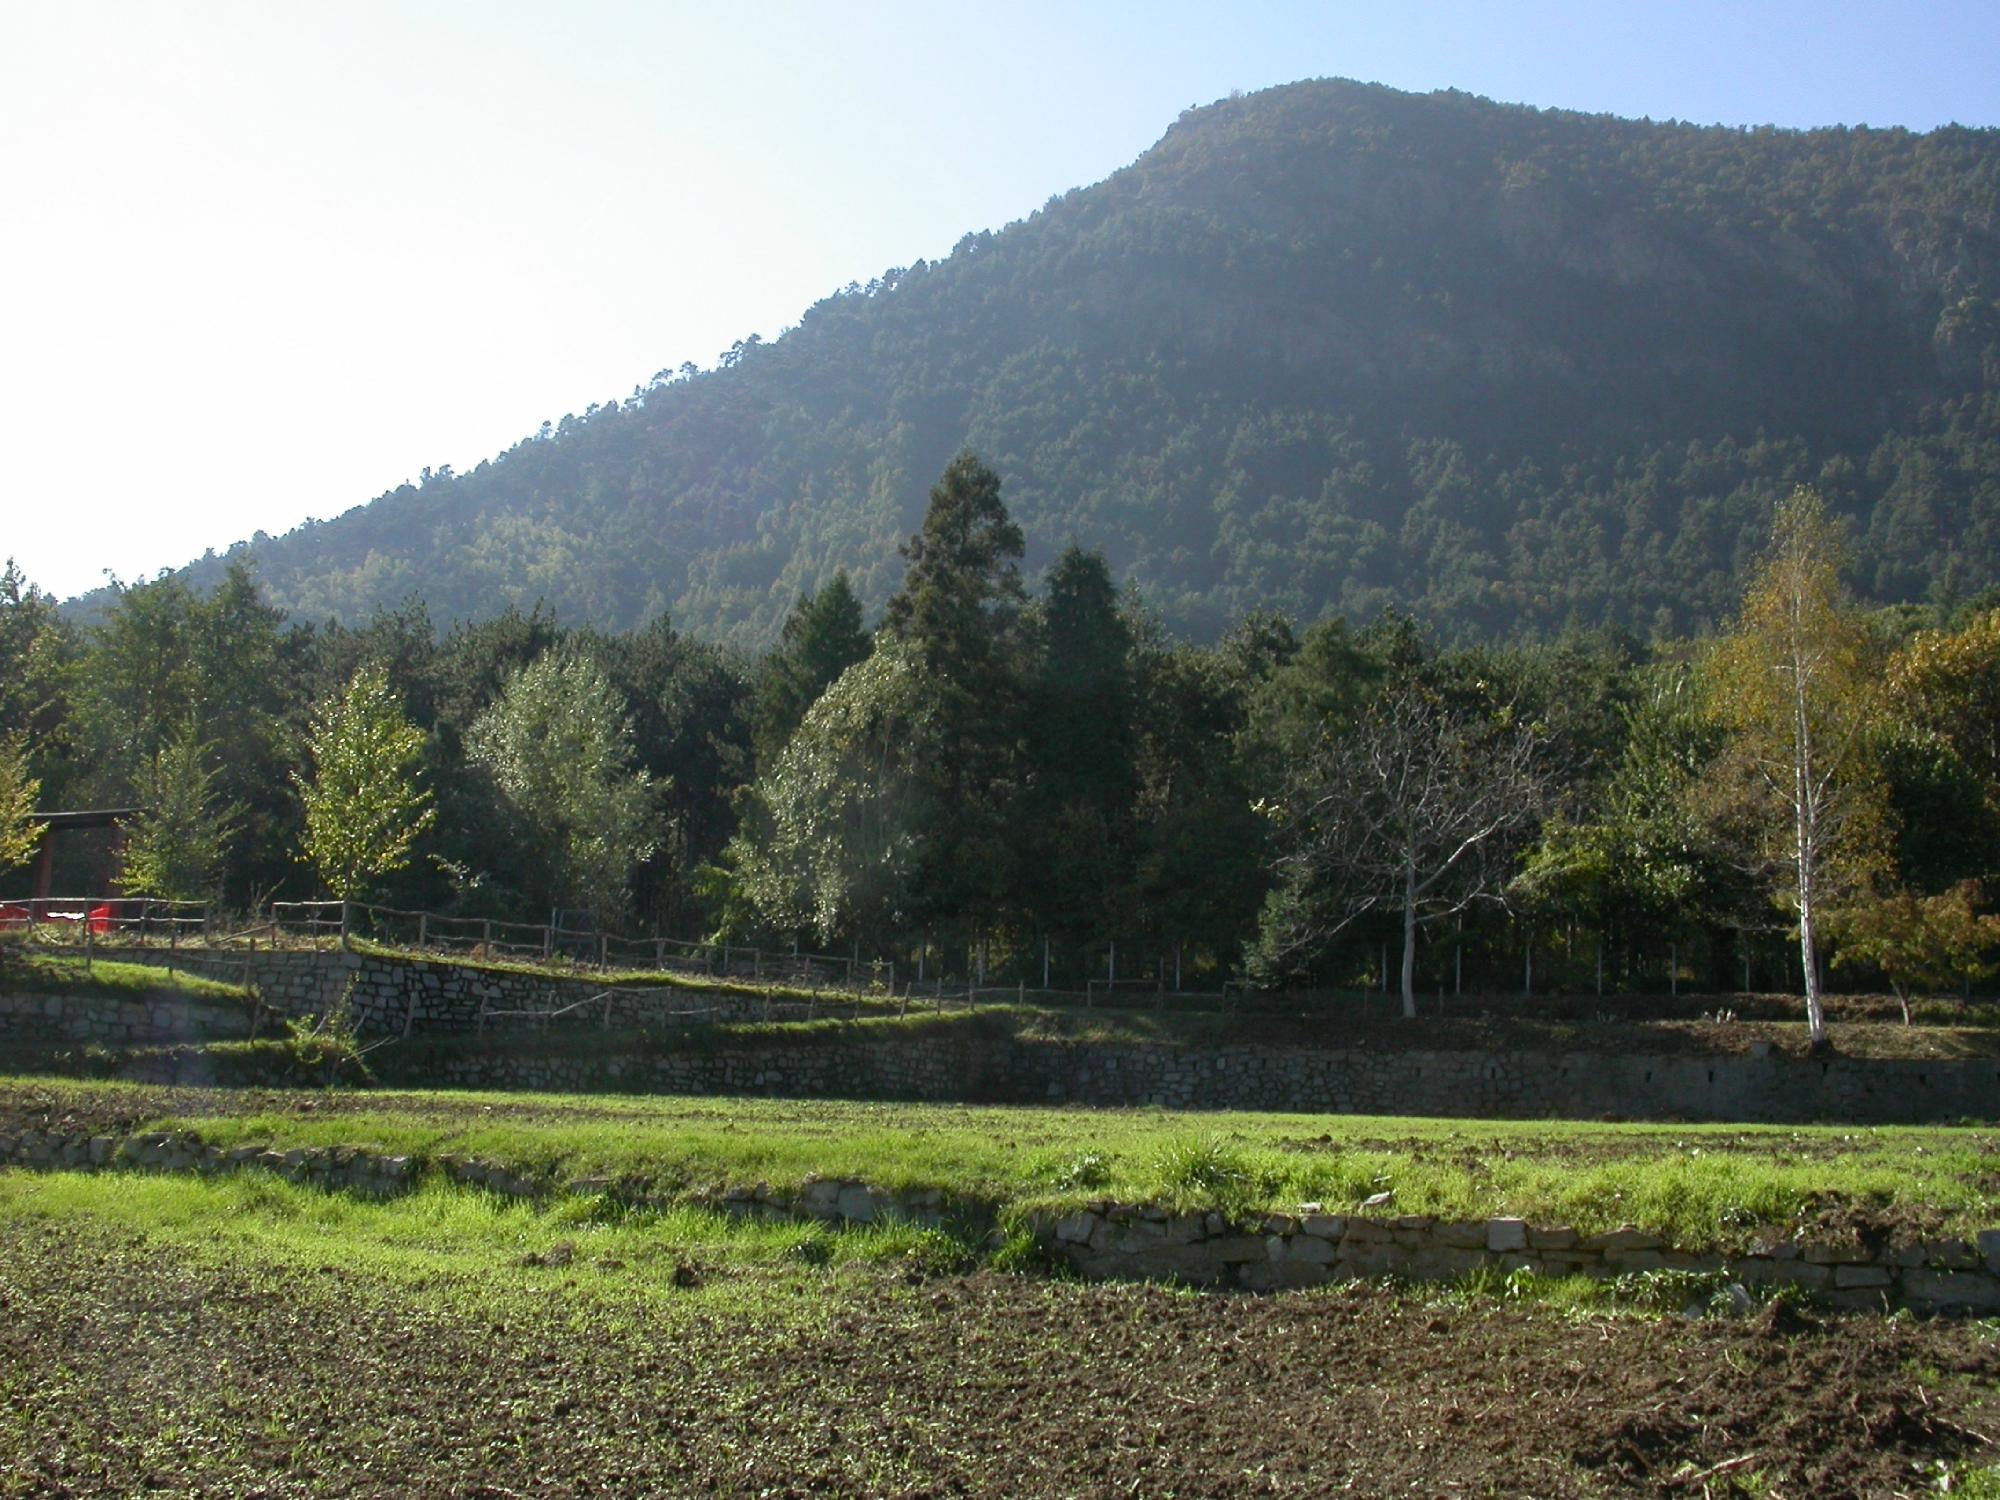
[3,1126,1997,1313]
[0,989,257,1047]
[67,947,777,1034]
[377,1032,2000,1126]
[1032,1202,2000,1313]
[7,950,1998,1124]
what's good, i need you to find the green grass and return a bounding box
[8,1076,1997,1244]
[0,1168,968,1324]
[345,935,907,1010]
[0,951,254,1005]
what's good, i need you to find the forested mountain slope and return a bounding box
[165,79,2000,643]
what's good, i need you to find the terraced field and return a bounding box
[1,1078,1998,1494]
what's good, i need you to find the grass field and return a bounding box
[6,1076,1998,1246]
[0,948,255,1004]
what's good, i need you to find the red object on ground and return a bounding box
[0,903,29,929]
[88,903,117,934]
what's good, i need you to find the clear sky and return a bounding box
[5,0,1998,601]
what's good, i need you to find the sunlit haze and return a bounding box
[5,0,1998,601]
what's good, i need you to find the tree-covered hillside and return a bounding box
[164,79,2000,643]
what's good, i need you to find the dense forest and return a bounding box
[105,78,2000,648]
[8,457,2000,1022]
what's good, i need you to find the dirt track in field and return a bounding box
[2,1217,1995,1498]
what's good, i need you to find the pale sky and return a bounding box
[4,1,1998,602]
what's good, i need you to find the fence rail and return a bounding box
[0,897,209,944]
[261,900,895,996]
[8,897,1248,1013]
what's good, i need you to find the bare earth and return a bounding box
[3,1214,1996,1498]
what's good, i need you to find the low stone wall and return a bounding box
[0,989,257,1047]
[373,1032,2000,1125]
[74,947,782,1034]
[3,1126,1996,1313]
[8,950,1999,1124]
[1035,1203,2000,1312]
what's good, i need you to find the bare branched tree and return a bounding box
[1260,683,1551,1016]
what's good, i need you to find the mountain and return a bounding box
[165,78,2000,643]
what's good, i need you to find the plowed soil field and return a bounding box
[4,1212,1996,1498]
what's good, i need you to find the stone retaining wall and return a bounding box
[1033,1202,2000,1312]
[376,1032,2000,1125]
[9,951,2000,1124]
[0,989,258,1047]
[3,1126,1996,1313]
[49,947,783,1036]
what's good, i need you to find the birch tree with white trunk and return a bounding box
[1705,487,1884,1047]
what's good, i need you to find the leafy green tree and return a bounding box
[295,667,437,900]
[466,649,658,921]
[1704,488,1886,1044]
[885,453,1024,681]
[0,736,43,875]
[76,561,306,900]
[0,561,80,805]
[1514,663,1732,986]
[1829,882,2000,1024]
[724,638,940,946]
[121,721,242,902]
[592,614,754,934]
[752,572,871,768]
[1885,609,2000,888]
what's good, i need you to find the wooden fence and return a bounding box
[266,900,895,995]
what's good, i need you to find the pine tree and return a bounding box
[1022,546,1138,944]
[881,454,1027,933]
[752,571,871,766]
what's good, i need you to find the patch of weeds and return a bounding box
[548,1192,634,1227]
[781,1225,835,1267]
[279,977,373,1084]
[1150,1134,1266,1218]
[1606,1267,1732,1314]
[1049,1151,1112,1192]
[843,1223,978,1278]
[1713,1467,1777,1497]
[1935,1461,2000,1497]
[990,1224,1061,1276]
[1446,1264,1563,1306]
[1928,1464,2000,1496]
